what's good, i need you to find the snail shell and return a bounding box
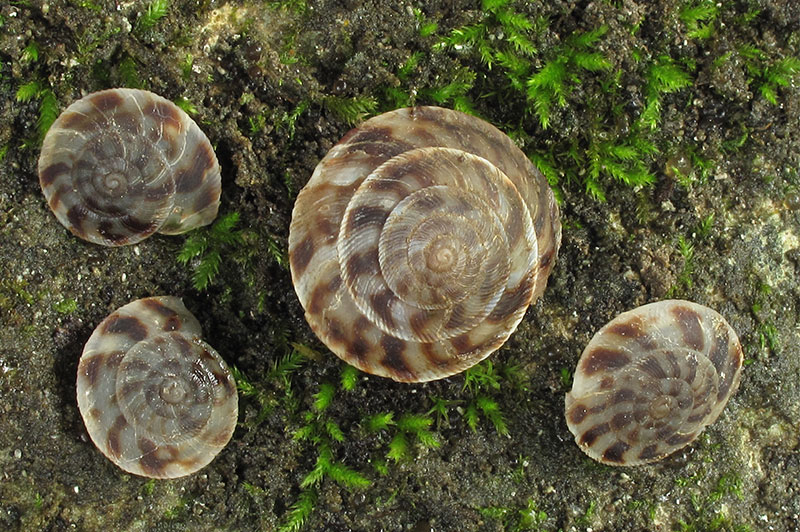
[288,106,561,382]
[38,88,221,246]
[565,300,743,466]
[76,296,237,478]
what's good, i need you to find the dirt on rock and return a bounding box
[0,1,798,531]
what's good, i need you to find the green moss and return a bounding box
[696,213,714,239]
[2,1,796,530]
[575,500,596,526]
[639,55,692,131]
[749,281,782,358]
[282,364,379,527]
[177,212,244,291]
[275,100,309,140]
[311,382,336,413]
[173,96,197,115]
[322,95,378,126]
[52,298,77,314]
[680,1,719,40]
[426,396,456,427]
[527,26,612,130]
[412,7,438,37]
[0,279,35,307]
[14,80,58,144]
[36,89,58,140]
[559,367,572,390]
[118,55,143,89]
[339,365,359,391]
[759,56,800,105]
[278,488,316,532]
[269,0,308,14]
[271,344,310,385]
[21,41,39,64]
[738,45,800,105]
[480,497,549,532]
[365,410,439,463]
[460,360,519,435]
[180,53,193,80]
[163,496,189,520]
[669,466,755,532]
[12,81,37,102]
[422,67,477,114]
[140,479,155,497]
[135,0,169,34]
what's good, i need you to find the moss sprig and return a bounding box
[277,488,316,532]
[174,96,197,116]
[527,26,612,129]
[15,80,58,144]
[230,365,274,426]
[281,365,370,530]
[439,0,539,74]
[638,55,692,131]
[667,234,696,297]
[177,212,244,291]
[118,55,143,88]
[275,100,310,141]
[420,67,477,115]
[758,56,800,105]
[583,131,657,201]
[230,342,312,428]
[21,41,39,64]
[364,411,440,463]
[268,0,309,14]
[680,1,719,40]
[674,471,751,532]
[480,498,549,532]
[460,360,519,436]
[322,95,378,126]
[735,44,799,105]
[135,0,169,34]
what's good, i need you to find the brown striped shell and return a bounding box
[38,88,221,246]
[288,106,561,382]
[76,296,237,478]
[565,300,743,466]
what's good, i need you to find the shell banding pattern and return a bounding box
[565,300,743,466]
[38,88,221,246]
[76,296,238,478]
[288,107,561,382]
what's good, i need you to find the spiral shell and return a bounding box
[38,88,221,246]
[76,296,237,478]
[565,300,743,466]
[288,106,561,382]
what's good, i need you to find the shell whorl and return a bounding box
[76,296,237,478]
[565,300,743,466]
[38,88,221,246]
[288,106,561,382]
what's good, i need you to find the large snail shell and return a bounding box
[38,88,221,246]
[565,300,743,466]
[288,106,561,382]
[76,296,237,478]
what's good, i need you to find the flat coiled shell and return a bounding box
[288,106,561,382]
[565,300,743,466]
[76,296,237,478]
[38,88,221,246]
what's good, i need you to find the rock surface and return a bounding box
[0,1,798,531]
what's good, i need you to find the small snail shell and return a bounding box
[38,88,221,246]
[288,106,561,382]
[565,300,743,466]
[76,296,237,478]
